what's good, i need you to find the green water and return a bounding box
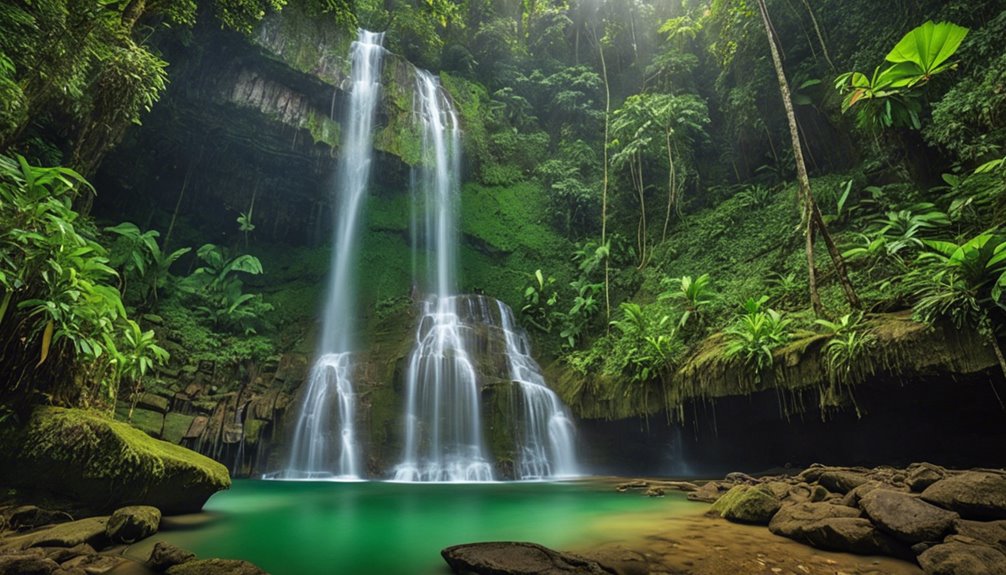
[142,479,695,575]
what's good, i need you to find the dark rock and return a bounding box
[137,393,171,414]
[769,501,862,538]
[0,550,59,575]
[0,407,230,514]
[818,470,870,494]
[105,506,160,543]
[440,542,614,575]
[908,463,947,492]
[163,558,269,574]
[711,485,781,525]
[8,506,73,531]
[59,554,124,573]
[790,516,910,558]
[952,519,1006,553]
[918,541,1006,575]
[149,542,196,571]
[0,517,109,551]
[922,472,1006,520]
[687,481,726,503]
[797,465,827,483]
[43,544,96,563]
[841,480,885,508]
[860,489,958,543]
[724,471,756,484]
[912,541,934,555]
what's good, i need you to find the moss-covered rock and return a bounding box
[711,484,782,525]
[0,407,230,514]
[105,505,161,543]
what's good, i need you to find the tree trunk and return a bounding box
[756,0,860,314]
[594,22,612,325]
[662,132,676,242]
[165,156,197,250]
[800,0,836,71]
[122,0,147,32]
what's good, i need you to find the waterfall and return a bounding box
[496,301,579,480]
[394,70,493,482]
[283,30,384,480]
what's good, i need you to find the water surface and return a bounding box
[141,479,697,575]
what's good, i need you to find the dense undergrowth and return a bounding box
[1,0,1005,426]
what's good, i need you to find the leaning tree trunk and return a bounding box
[755,0,860,314]
[594,22,612,325]
[662,133,676,241]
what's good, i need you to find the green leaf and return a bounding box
[885,21,969,79]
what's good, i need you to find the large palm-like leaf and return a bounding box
[884,21,969,85]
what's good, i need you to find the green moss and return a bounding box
[115,405,165,439]
[163,413,196,444]
[0,407,229,514]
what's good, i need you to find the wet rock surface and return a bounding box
[601,463,1006,575]
[441,542,615,575]
[0,501,264,575]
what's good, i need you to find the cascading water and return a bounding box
[282,30,384,480]
[394,70,493,482]
[496,300,579,479]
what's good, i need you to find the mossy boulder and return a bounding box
[0,407,230,514]
[105,505,161,543]
[711,484,782,524]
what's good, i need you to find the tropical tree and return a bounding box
[753,0,861,315]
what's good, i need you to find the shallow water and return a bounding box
[139,479,698,575]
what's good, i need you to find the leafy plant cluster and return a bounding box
[0,155,166,409]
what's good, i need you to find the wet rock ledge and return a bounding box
[0,504,266,575]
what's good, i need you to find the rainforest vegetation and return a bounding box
[2,0,1004,425]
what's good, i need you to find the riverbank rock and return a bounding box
[105,506,161,543]
[4,506,72,531]
[917,540,1006,575]
[441,542,615,574]
[817,470,871,494]
[859,489,958,543]
[711,485,781,524]
[0,549,59,575]
[687,481,728,503]
[0,407,230,514]
[0,517,109,551]
[149,542,196,571]
[165,559,267,575]
[921,472,1006,520]
[952,519,1006,553]
[908,463,947,492]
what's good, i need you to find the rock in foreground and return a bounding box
[0,407,230,514]
[442,542,615,575]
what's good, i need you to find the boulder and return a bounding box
[643,487,664,497]
[105,506,161,543]
[908,463,947,492]
[0,549,59,575]
[768,501,862,538]
[149,542,196,571]
[6,506,72,531]
[859,489,958,543]
[687,481,726,503]
[952,519,1006,553]
[711,485,781,525]
[789,516,909,558]
[441,542,613,575]
[42,544,95,563]
[163,559,270,574]
[817,470,870,494]
[0,517,108,551]
[0,407,230,514]
[922,472,1006,520]
[918,540,1006,575]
